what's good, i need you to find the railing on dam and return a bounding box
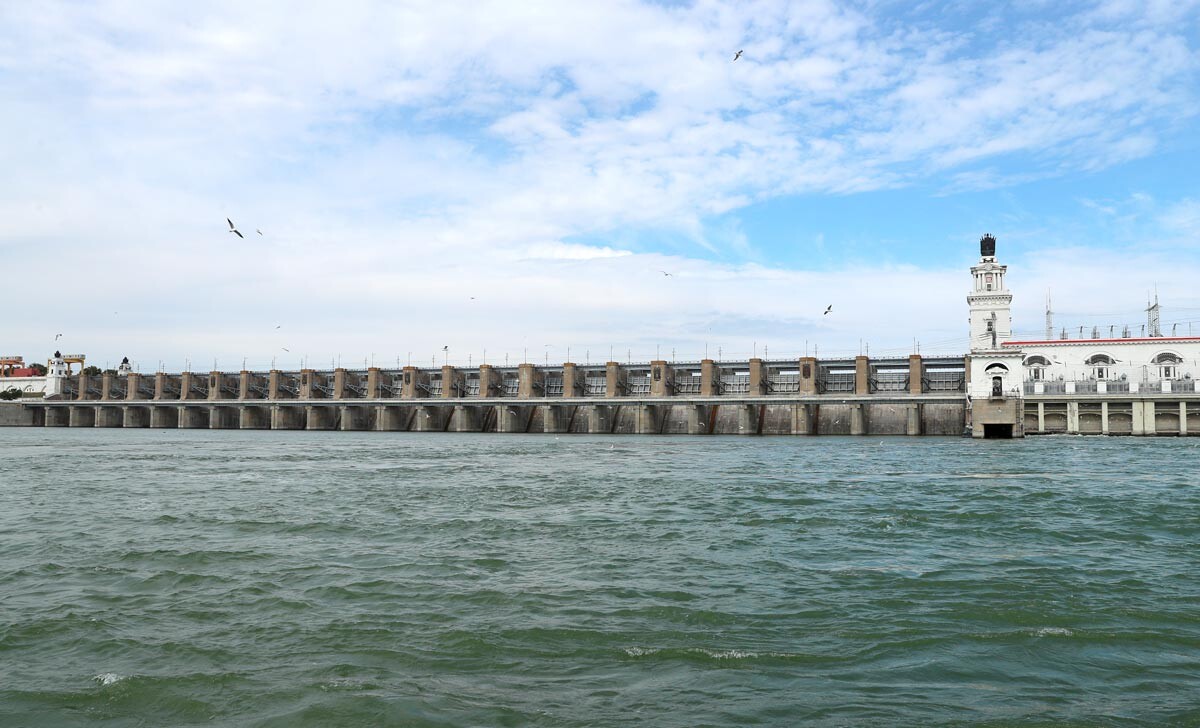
[49,354,969,404]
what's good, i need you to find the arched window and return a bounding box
[1085,354,1114,380]
[1024,355,1050,381]
[1153,352,1182,380]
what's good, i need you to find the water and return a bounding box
[2,429,1199,726]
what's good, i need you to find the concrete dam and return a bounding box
[9,356,971,436]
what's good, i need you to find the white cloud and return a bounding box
[1,1,1198,368]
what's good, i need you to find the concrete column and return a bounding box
[269,406,298,430]
[44,407,70,427]
[76,373,92,400]
[100,373,116,401]
[240,406,269,429]
[299,369,316,399]
[855,356,870,396]
[305,405,333,430]
[125,373,141,401]
[906,403,922,436]
[792,403,817,435]
[1067,401,1080,434]
[736,404,757,435]
[1037,401,1045,433]
[210,406,237,429]
[497,405,526,433]
[207,372,224,401]
[122,406,149,428]
[338,405,368,431]
[69,406,95,427]
[636,404,659,434]
[180,372,199,401]
[1131,401,1146,435]
[606,362,626,397]
[909,355,923,395]
[413,405,445,432]
[748,359,765,397]
[446,405,478,432]
[95,406,122,428]
[441,366,463,399]
[1144,400,1157,435]
[154,373,168,400]
[699,360,717,396]
[850,403,866,435]
[544,405,568,433]
[268,370,281,400]
[333,369,348,399]
[400,367,424,399]
[518,363,543,398]
[239,371,251,400]
[150,406,178,428]
[373,405,404,431]
[588,405,611,434]
[1181,402,1188,436]
[649,361,673,397]
[799,357,818,395]
[179,406,208,429]
[365,368,382,398]
[562,363,579,398]
[478,365,497,398]
[1101,401,1110,435]
[687,404,710,434]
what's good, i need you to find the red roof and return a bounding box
[1004,337,1200,346]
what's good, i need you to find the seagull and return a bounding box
[256,229,263,236]
[733,50,743,61]
[281,347,290,352]
[660,270,673,277]
[275,325,281,329]
[54,333,62,341]
[442,346,449,352]
[823,305,833,315]
[227,218,244,239]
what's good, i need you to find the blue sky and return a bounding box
[2,1,1200,370]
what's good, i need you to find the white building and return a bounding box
[966,235,1200,396]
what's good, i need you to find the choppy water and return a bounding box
[2,429,1199,726]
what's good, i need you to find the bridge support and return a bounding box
[339,405,369,431]
[210,406,238,429]
[906,403,923,436]
[95,406,123,428]
[413,405,447,432]
[240,406,270,429]
[496,405,527,433]
[588,405,612,434]
[850,404,866,435]
[69,406,95,427]
[736,404,757,435]
[451,405,481,432]
[123,406,150,428]
[305,406,335,430]
[374,405,405,431]
[150,406,179,428]
[544,405,568,433]
[635,404,660,434]
[272,406,303,430]
[687,404,710,434]
[793,403,817,435]
[179,406,209,429]
[44,407,70,427]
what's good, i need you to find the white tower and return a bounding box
[44,351,68,398]
[967,234,1013,352]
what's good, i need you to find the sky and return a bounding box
[2,0,1200,371]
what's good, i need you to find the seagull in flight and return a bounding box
[256,229,263,236]
[281,347,290,352]
[54,333,62,341]
[733,50,743,61]
[227,218,244,239]
[660,270,673,277]
[823,305,833,315]
[275,325,281,329]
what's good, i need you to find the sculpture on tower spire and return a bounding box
[980,233,996,258]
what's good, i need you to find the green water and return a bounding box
[1,429,1198,726]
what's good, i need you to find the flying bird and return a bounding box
[54,333,62,341]
[256,229,263,236]
[823,305,833,315]
[281,347,290,352]
[275,325,281,329]
[733,50,743,61]
[227,218,244,239]
[442,346,449,351]
[660,270,673,277]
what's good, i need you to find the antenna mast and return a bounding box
[1045,291,1053,340]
